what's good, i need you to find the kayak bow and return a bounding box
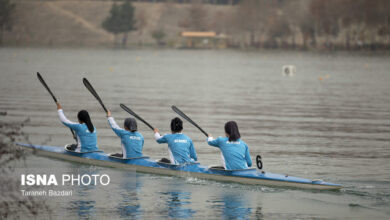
[16,143,342,190]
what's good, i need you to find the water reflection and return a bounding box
[161,191,196,219]
[117,172,143,218]
[254,206,264,220]
[66,167,98,218]
[222,194,252,220]
[68,200,96,218]
[210,192,254,220]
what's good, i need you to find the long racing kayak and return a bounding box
[16,143,342,190]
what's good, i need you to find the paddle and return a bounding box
[171,105,209,137]
[82,78,108,113]
[120,103,154,131]
[37,72,57,102]
[36,72,77,141]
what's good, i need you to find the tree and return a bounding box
[102,3,121,37]
[233,0,276,48]
[267,16,292,49]
[0,0,15,45]
[299,17,316,49]
[102,1,136,48]
[151,30,166,46]
[179,1,208,31]
[310,0,340,49]
[281,0,308,49]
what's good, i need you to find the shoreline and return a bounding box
[1,45,390,55]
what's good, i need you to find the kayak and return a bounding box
[16,143,342,190]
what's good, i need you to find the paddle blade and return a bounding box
[120,103,154,131]
[83,78,108,113]
[171,105,208,137]
[37,72,57,103]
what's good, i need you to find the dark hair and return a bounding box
[225,121,240,142]
[170,117,183,133]
[77,110,94,133]
[124,118,137,132]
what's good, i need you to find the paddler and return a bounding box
[106,110,144,158]
[207,121,252,170]
[56,102,98,152]
[154,117,197,164]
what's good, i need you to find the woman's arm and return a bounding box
[189,140,197,161]
[107,110,125,137]
[207,136,220,147]
[154,128,167,143]
[57,102,79,131]
[244,143,252,167]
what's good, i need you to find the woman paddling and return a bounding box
[207,121,252,170]
[154,117,197,164]
[106,110,144,158]
[56,102,98,152]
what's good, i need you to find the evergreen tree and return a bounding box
[102,3,121,35]
[102,1,136,48]
[0,0,15,45]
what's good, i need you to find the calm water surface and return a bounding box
[1,48,390,219]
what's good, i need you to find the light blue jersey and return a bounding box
[207,137,252,170]
[108,117,144,158]
[58,109,98,152]
[155,133,197,164]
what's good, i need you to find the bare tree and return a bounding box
[136,8,148,46]
[180,1,208,31]
[0,0,15,45]
[233,0,266,47]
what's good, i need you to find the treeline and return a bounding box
[30,0,241,4]
[178,0,390,50]
[104,0,390,50]
[243,0,389,50]
[130,0,241,4]
[2,0,389,50]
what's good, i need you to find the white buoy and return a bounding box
[282,65,296,76]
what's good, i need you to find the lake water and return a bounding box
[1,48,389,219]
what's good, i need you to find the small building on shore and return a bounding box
[179,32,228,49]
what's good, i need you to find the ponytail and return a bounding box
[225,121,240,142]
[171,117,183,133]
[77,110,94,133]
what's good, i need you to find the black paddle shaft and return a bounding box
[36,72,77,141]
[171,105,209,137]
[120,104,154,131]
[37,72,57,102]
[82,78,108,113]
